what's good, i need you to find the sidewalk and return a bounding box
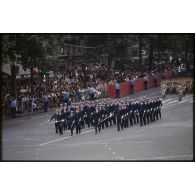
[3,87,161,121]
[3,108,55,121]
[115,86,161,99]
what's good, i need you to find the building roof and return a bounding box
[2,64,11,76]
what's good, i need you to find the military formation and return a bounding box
[49,96,162,136]
[160,78,193,100]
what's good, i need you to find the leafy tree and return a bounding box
[84,34,135,80]
[2,34,60,97]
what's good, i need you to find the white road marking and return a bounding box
[162,97,193,109]
[126,154,193,160]
[116,156,125,160]
[177,98,193,104]
[108,141,154,145]
[162,96,193,107]
[39,129,94,146]
[39,136,72,146]
[163,100,178,106]
[163,100,193,109]
[81,129,94,134]
[2,145,36,148]
[183,95,193,99]
[162,99,173,103]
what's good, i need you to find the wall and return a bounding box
[107,70,173,98]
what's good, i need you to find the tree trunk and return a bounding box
[189,47,192,65]
[148,42,153,72]
[11,60,16,97]
[30,67,34,97]
[106,33,112,81]
[107,53,112,81]
[185,40,189,69]
[139,35,143,67]
[158,48,160,63]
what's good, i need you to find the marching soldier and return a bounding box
[156,97,162,119]
[92,108,101,134]
[49,109,60,134]
[69,110,75,136]
[116,107,123,131]
[139,101,144,127]
[49,94,165,136]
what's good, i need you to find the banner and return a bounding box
[107,70,173,98]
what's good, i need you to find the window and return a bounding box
[60,47,64,55]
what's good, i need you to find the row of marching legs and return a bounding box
[95,116,117,134]
[139,108,161,126]
[117,109,161,131]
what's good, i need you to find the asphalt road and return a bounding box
[2,87,193,161]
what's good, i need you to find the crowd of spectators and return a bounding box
[2,59,193,117]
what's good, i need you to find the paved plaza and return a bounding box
[2,88,193,161]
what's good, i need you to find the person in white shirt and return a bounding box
[115,81,120,98]
[89,86,95,100]
[10,97,17,118]
[129,77,134,94]
[143,75,148,90]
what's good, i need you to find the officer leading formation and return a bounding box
[49,96,162,136]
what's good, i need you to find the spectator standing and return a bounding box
[152,72,157,87]
[89,86,95,100]
[63,91,70,107]
[43,93,49,112]
[5,93,11,116]
[129,77,134,95]
[115,81,120,98]
[10,97,17,118]
[104,82,108,98]
[143,75,148,90]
